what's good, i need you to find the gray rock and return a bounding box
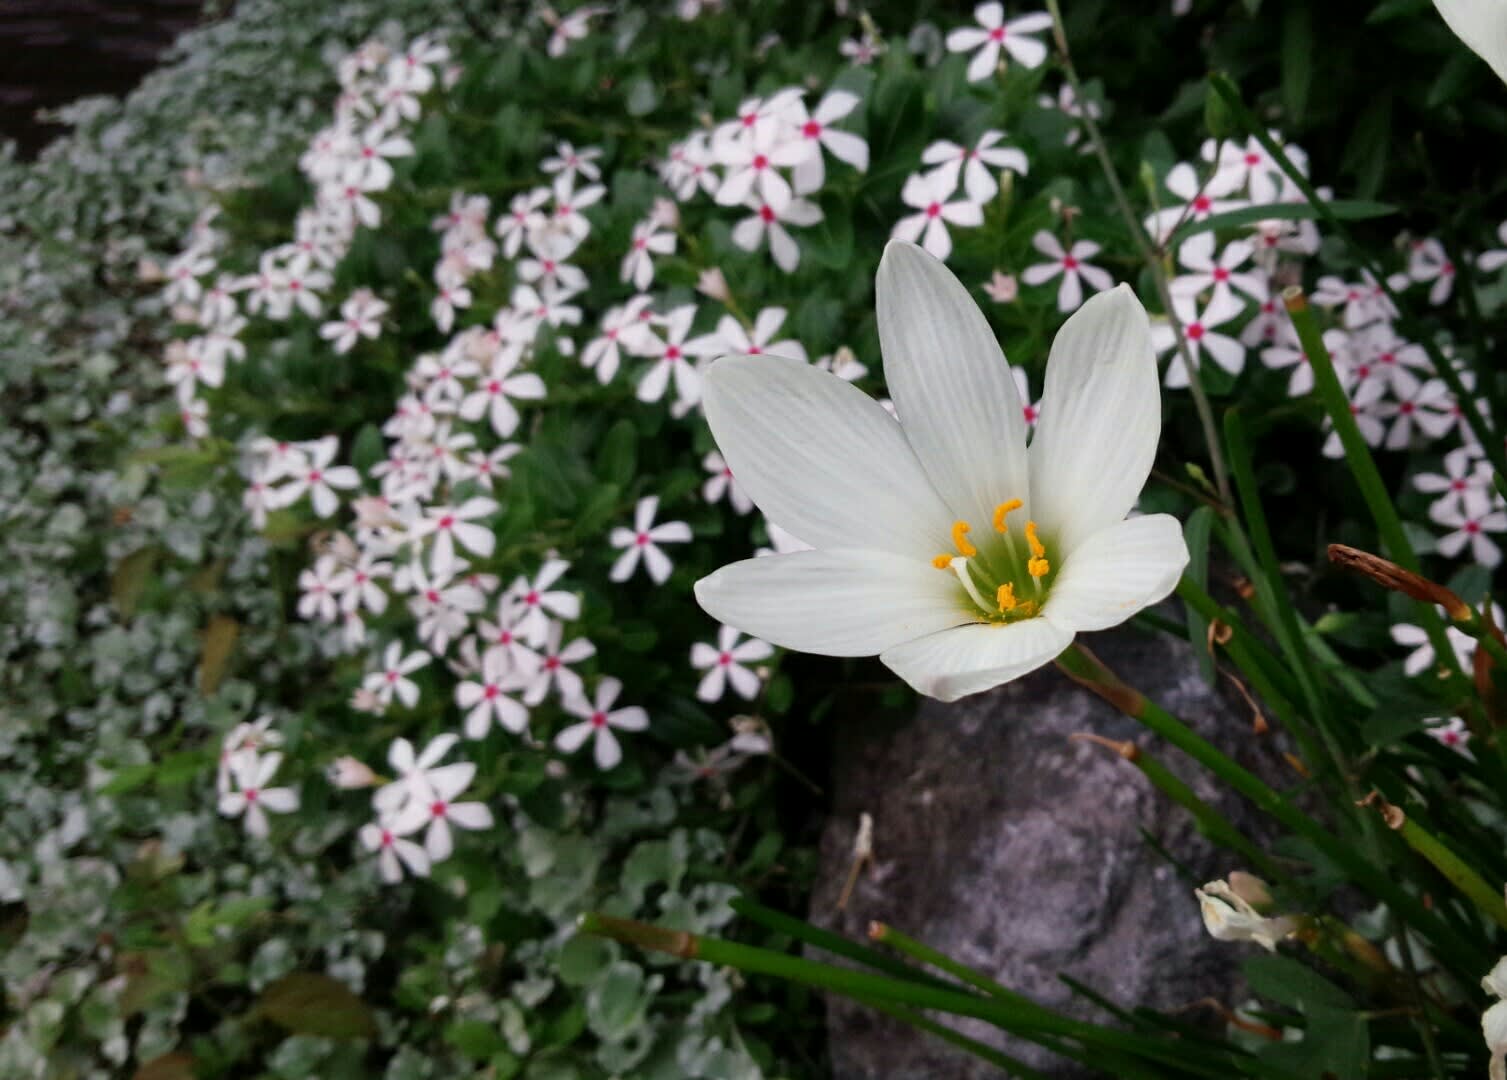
[810,624,1285,1079]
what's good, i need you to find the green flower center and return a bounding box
[932,501,1058,624]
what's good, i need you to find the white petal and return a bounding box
[695,549,969,657]
[1027,284,1161,553]
[880,618,1073,702]
[876,240,1030,534]
[554,720,594,754]
[1434,0,1507,88]
[702,354,953,559]
[594,727,622,770]
[447,801,493,830]
[1042,514,1189,632]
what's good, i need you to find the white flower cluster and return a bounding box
[660,85,869,272]
[157,35,449,438]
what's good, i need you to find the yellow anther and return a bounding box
[1024,520,1046,559]
[993,499,1022,532]
[932,554,953,569]
[951,520,977,557]
[1028,556,1050,579]
[1017,599,1038,617]
[996,583,1017,612]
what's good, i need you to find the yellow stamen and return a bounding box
[1016,599,1038,617]
[932,554,952,570]
[1028,556,1050,579]
[993,499,1022,532]
[1024,520,1045,559]
[951,520,977,557]
[996,583,1017,612]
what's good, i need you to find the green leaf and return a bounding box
[350,423,384,473]
[111,547,157,619]
[624,76,660,117]
[1243,954,1353,1011]
[1183,506,1216,686]
[256,973,377,1039]
[1279,7,1313,125]
[445,1019,507,1061]
[585,962,654,1042]
[199,614,240,697]
[1170,199,1396,244]
[596,419,638,486]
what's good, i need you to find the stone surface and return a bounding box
[0,1,203,157]
[810,624,1286,1078]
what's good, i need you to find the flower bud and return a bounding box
[327,756,379,789]
[651,197,680,229]
[696,267,731,304]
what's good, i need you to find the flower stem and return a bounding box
[1044,0,1230,508]
[1282,287,1465,683]
[578,912,1250,1077]
[1355,798,1507,932]
[1052,642,1483,983]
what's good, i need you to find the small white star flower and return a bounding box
[554,677,649,770]
[691,625,774,701]
[610,496,693,584]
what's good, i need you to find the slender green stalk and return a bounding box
[1385,810,1507,931]
[1053,643,1484,982]
[729,896,961,993]
[1284,289,1463,680]
[1045,0,1230,506]
[870,922,1031,1003]
[848,992,1053,1079]
[1120,739,1286,881]
[577,913,1252,1077]
[1207,72,1507,484]
[1223,411,1332,727]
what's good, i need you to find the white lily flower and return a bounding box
[1483,955,1507,1080]
[1433,0,1507,88]
[694,240,1187,702]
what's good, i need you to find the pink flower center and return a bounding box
[386,670,399,683]
[752,154,769,170]
[665,345,682,361]
[1023,405,1038,423]
[989,26,1006,41]
[487,379,502,394]
[1452,479,1467,492]
[430,800,447,817]
[1062,255,1078,270]
[245,788,259,802]
[635,532,650,546]
[591,711,608,728]
[803,120,821,138]
[1466,521,1482,534]
[425,589,441,604]
[718,652,733,666]
[1187,323,1205,341]
[634,237,647,250]
[1193,195,1212,213]
[308,469,323,482]
[925,202,942,219]
[380,829,394,846]
[759,205,776,223]
[1213,267,1230,282]
[438,515,455,529]
[484,684,498,699]
[545,656,561,671]
[499,630,513,644]
[1245,152,1260,166]
[1399,401,1416,415]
